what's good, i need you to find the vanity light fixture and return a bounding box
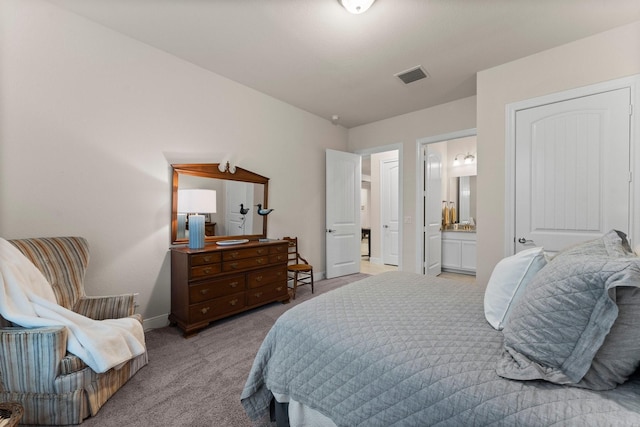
[338,0,376,14]
[218,161,236,174]
[178,189,217,249]
[453,153,476,166]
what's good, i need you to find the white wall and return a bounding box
[348,96,477,273]
[476,20,640,285]
[0,0,348,328]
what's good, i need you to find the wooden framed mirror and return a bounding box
[171,163,270,245]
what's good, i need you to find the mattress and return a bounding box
[241,271,640,426]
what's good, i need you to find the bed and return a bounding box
[241,232,640,426]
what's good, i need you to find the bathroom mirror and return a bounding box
[171,163,269,245]
[448,175,477,224]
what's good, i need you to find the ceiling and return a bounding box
[47,0,640,128]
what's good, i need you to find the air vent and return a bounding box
[395,66,429,84]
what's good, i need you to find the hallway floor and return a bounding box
[360,236,476,284]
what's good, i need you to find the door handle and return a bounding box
[326,229,336,233]
[518,237,535,244]
[383,225,389,228]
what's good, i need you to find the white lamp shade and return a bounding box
[178,189,217,214]
[339,0,375,14]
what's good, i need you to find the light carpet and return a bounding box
[81,273,370,427]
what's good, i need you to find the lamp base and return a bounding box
[188,214,205,249]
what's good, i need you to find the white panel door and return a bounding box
[381,158,399,266]
[515,88,631,253]
[425,147,442,276]
[326,149,361,278]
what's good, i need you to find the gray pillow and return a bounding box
[496,250,640,390]
[579,286,640,389]
[551,229,633,260]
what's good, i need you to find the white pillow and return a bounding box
[484,247,547,330]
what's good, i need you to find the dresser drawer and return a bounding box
[189,275,245,303]
[223,247,270,261]
[223,256,271,272]
[191,252,221,266]
[189,292,245,323]
[247,265,287,289]
[269,253,288,264]
[247,282,288,306]
[269,244,287,255]
[190,263,222,280]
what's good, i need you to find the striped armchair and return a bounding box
[0,237,148,425]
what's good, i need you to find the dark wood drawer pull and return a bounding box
[200,307,210,315]
[203,268,212,274]
[203,256,213,262]
[255,275,263,282]
[229,299,239,306]
[256,258,265,264]
[276,286,283,292]
[199,289,209,295]
[257,249,266,254]
[228,281,239,288]
[230,262,239,269]
[254,292,263,298]
[230,252,239,258]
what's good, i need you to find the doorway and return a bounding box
[417,129,477,276]
[359,147,401,274]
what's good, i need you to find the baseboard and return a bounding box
[143,314,170,331]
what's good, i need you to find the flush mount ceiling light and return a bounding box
[338,0,376,14]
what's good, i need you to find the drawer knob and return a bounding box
[257,249,266,254]
[230,262,239,269]
[230,252,239,258]
[200,307,210,315]
[229,281,238,288]
[229,299,238,306]
[255,275,263,282]
[277,271,283,276]
[199,289,209,295]
[276,286,283,291]
[203,268,212,274]
[256,258,265,264]
[254,292,263,298]
[204,256,212,262]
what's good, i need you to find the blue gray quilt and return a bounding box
[241,271,640,426]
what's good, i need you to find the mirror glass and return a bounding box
[171,164,269,244]
[448,175,477,224]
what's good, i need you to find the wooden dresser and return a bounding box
[170,240,289,337]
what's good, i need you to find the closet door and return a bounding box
[514,88,631,253]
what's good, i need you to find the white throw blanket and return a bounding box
[0,238,146,373]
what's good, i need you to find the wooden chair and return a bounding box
[0,402,23,427]
[283,237,313,299]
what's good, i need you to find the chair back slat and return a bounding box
[283,236,300,264]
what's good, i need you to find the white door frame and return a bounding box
[416,128,477,275]
[505,74,640,256]
[354,143,403,271]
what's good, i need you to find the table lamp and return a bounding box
[178,189,217,249]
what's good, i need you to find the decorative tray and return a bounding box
[216,239,249,246]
